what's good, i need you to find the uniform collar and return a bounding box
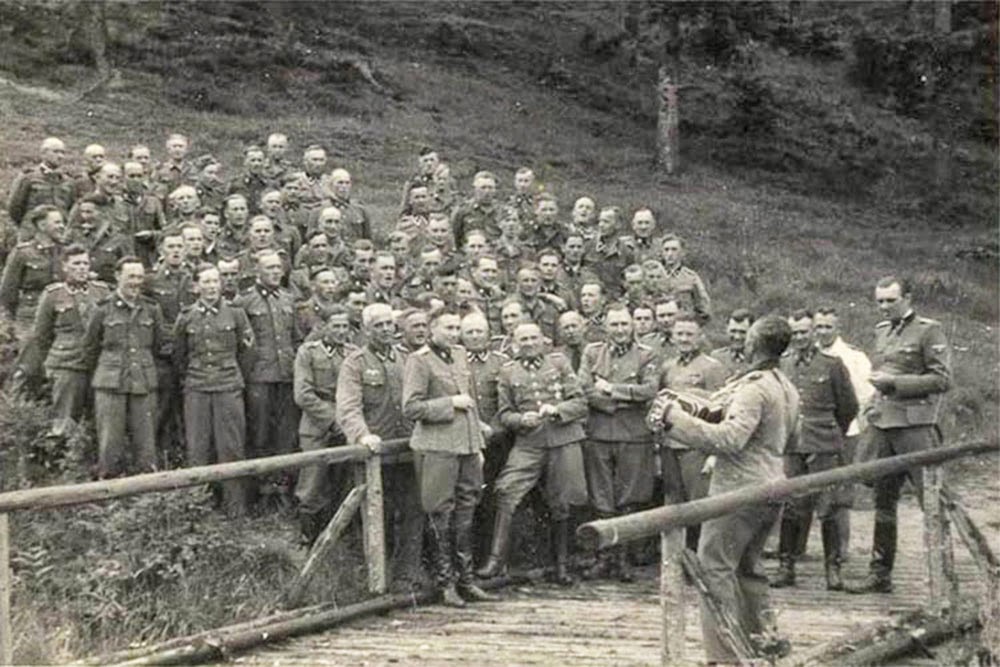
[890,310,915,333]
[115,290,138,309]
[467,349,489,364]
[65,281,88,295]
[678,349,698,365]
[520,355,543,371]
[611,341,633,357]
[197,299,221,315]
[796,345,818,366]
[369,342,396,363]
[429,342,453,364]
[321,339,344,356]
[256,282,281,300]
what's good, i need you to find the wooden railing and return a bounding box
[577,440,1000,667]
[0,438,411,665]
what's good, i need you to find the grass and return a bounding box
[0,2,996,661]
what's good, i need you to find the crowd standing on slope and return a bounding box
[2,134,951,661]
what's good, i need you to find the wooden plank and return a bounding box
[359,458,386,595]
[923,466,947,615]
[0,514,10,666]
[659,528,688,665]
[285,484,366,608]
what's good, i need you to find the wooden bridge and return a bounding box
[0,441,996,666]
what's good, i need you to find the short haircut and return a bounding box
[362,303,392,326]
[61,243,89,262]
[661,233,684,247]
[605,303,632,320]
[461,311,489,330]
[429,307,460,326]
[373,251,396,264]
[729,308,755,324]
[535,192,558,206]
[580,280,603,294]
[193,262,218,281]
[789,308,813,322]
[249,215,273,228]
[753,315,793,359]
[27,205,62,228]
[672,313,701,328]
[876,275,911,295]
[515,166,534,177]
[303,144,326,154]
[244,145,264,156]
[815,305,838,316]
[353,239,375,252]
[473,170,497,183]
[323,304,350,320]
[537,247,561,262]
[115,255,144,272]
[397,307,427,323]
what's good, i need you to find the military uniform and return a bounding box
[152,159,196,201]
[522,222,566,255]
[539,276,576,311]
[0,240,64,339]
[662,361,799,664]
[639,330,674,365]
[227,172,275,214]
[711,343,749,380]
[329,196,373,245]
[505,192,534,224]
[775,345,857,588]
[6,163,76,231]
[857,311,950,585]
[663,264,711,323]
[402,343,486,592]
[582,236,628,299]
[619,234,661,265]
[657,350,728,551]
[293,338,357,523]
[81,291,169,477]
[71,191,132,238]
[25,280,111,436]
[70,222,132,284]
[174,299,255,515]
[232,283,300,464]
[511,294,562,341]
[336,343,421,588]
[294,295,342,341]
[451,198,501,244]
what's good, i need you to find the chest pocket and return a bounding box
[361,365,385,404]
[679,370,703,389]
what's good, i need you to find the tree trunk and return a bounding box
[934,0,952,34]
[657,67,680,174]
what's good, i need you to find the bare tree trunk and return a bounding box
[87,1,110,78]
[657,66,680,174]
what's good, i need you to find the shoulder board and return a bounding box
[491,350,510,361]
[701,354,724,366]
[916,316,940,326]
[875,320,891,328]
[139,295,158,306]
[780,349,793,358]
[635,342,653,353]
[14,241,32,249]
[413,345,431,355]
[180,303,197,313]
[818,347,838,358]
[743,371,765,382]
[583,341,604,352]
[303,339,323,349]
[546,350,570,363]
[43,283,64,293]
[90,280,110,289]
[96,293,115,305]
[501,359,518,368]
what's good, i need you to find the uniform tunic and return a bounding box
[0,240,63,337]
[6,164,76,228]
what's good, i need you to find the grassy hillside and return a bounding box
[0,2,997,660]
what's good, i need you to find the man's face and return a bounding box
[201,215,220,241]
[219,262,239,293]
[261,192,283,217]
[282,180,303,204]
[130,146,151,168]
[535,200,558,225]
[174,188,198,214]
[389,234,410,257]
[464,234,487,260]
[321,314,350,343]
[419,252,442,278]
[433,165,451,187]
[673,320,701,353]
[408,186,430,212]
[197,268,222,303]
[312,270,339,300]
[124,163,146,193]
[346,293,367,320]
[434,274,458,300]
[267,135,288,159]
[814,313,839,347]
[727,318,751,345]
[427,219,451,247]
[501,304,525,334]
[63,252,91,284]
[789,317,814,350]
[606,310,633,344]
[117,262,146,298]
[331,171,352,199]
[515,324,543,357]
[166,137,188,161]
[400,313,430,348]
[77,202,98,227]
[182,228,205,258]
[308,234,330,258]
[461,317,489,351]
[161,236,184,266]
[661,240,683,267]
[597,210,618,237]
[418,152,439,175]
[579,285,603,315]
[455,278,476,303]
[514,170,534,194]
[625,272,645,296]
[473,177,496,202]
[643,263,668,290]
[303,149,327,174]
[245,150,265,174]
[632,211,655,237]
[475,258,499,286]
[249,221,274,248]
[538,255,560,281]
[85,146,107,171]
[317,209,342,238]
[258,254,284,287]
[655,302,680,331]
[41,140,67,168]
[517,270,540,297]
[39,211,67,243]
[366,308,395,346]
[633,308,654,335]
[97,165,123,195]
[225,198,249,227]
[202,162,222,184]
[374,256,397,288]
[572,198,595,225]
[558,314,583,345]
[563,236,585,264]
[353,249,375,278]
[875,283,910,320]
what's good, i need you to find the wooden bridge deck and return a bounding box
[238,496,997,666]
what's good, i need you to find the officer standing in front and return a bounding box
[846,275,951,594]
[402,309,495,607]
[81,256,168,478]
[173,264,255,517]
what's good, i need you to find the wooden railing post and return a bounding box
[923,464,951,616]
[356,455,386,595]
[0,513,12,665]
[660,527,687,666]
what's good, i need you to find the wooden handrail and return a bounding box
[0,439,410,513]
[578,439,998,551]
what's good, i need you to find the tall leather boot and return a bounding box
[616,545,634,583]
[427,515,465,607]
[771,516,799,588]
[550,519,573,586]
[821,519,844,591]
[475,509,513,579]
[846,519,895,594]
[455,510,497,602]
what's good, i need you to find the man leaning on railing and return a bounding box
[647,314,800,664]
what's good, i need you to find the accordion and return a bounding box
[649,388,725,427]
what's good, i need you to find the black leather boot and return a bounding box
[616,545,634,583]
[550,519,574,586]
[427,515,465,607]
[821,519,844,591]
[770,557,796,588]
[475,509,513,579]
[771,516,799,588]
[845,520,895,594]
[455,511,498,602]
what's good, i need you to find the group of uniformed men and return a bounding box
[2,135,951,637]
